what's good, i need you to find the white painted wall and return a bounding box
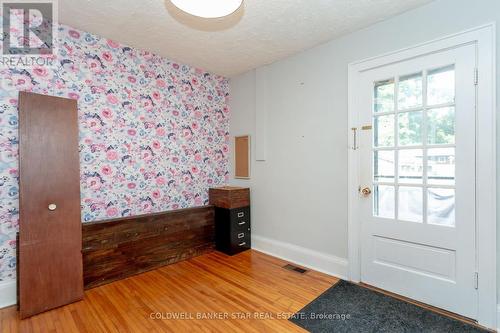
[228,0,499,315]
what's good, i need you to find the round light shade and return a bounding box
[171,0,243,18]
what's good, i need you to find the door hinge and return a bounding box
[474,272,478,289]
[474,68,478,85]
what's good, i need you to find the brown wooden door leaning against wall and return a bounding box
[18,91,83,318]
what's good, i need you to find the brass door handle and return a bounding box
[359,187,372,197]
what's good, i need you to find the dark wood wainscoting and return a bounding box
[82,206,215,289]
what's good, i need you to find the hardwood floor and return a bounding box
[0,250,339,333]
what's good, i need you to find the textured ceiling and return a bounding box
[59,0,434,77]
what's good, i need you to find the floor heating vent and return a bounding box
[283,264,308,274]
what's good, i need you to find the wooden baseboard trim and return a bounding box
[252,235,348,279]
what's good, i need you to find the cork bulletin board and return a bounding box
[234,135,250,179]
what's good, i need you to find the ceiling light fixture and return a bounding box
[170,0,243,19]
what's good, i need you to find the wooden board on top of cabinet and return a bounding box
[209,186,250,209]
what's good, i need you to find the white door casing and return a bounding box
[347,24,496,329]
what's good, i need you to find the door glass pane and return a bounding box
[374,185,394,219]
[428,188,455,226]
[374,150,395,182]
[398,149,423,184]
[427,107,455,145]
[398,72,422,110]
[398,111,423,146]
[374,114,394,147]
[427,65,455,106]
[374,79,395,113]
[398,186,423,222]
[427,148,455,185]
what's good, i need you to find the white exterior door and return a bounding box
[357,44,477,318]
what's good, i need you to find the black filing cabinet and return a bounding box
[214,206,251,255]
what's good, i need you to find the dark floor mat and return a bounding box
[289,280,488,333]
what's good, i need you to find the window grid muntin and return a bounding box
[372,65,456,225]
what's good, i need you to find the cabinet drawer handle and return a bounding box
[237,233,244,239]
[238,242,246,246]
[237,212,245,218]
[238,221,246,225]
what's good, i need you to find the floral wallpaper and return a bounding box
[0,25,230,281]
